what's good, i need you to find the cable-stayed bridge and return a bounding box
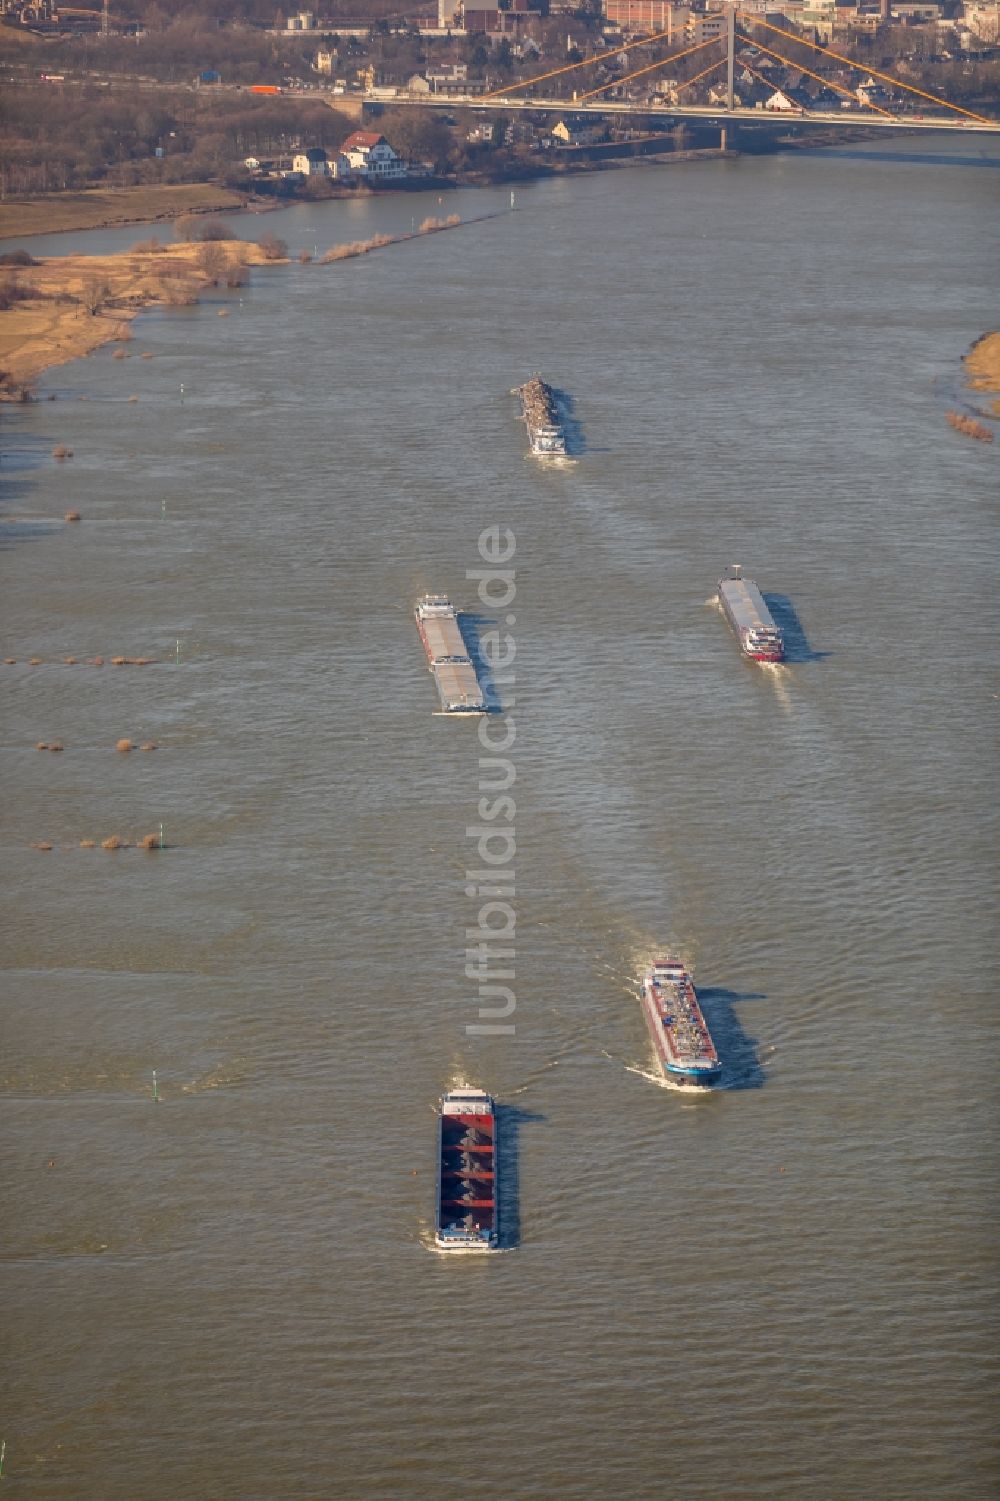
[368,10,1000,136]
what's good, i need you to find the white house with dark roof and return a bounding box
[293,147,330,176]
[292,146,353,179]
[341,130,408,179]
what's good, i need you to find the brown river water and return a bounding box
[2,138,998,1499]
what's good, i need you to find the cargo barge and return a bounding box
[641,958,722,1088]
[717,564,784,663]
[435,1089,499,1252]
[414,595,486,714]
[513,374,567,457]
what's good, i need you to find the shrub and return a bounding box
[0,276,36,311]
[160,279,199,306]
[196,217,237,242]
[257,233,288,261]
[0,250,37,266]
[197,241,229,284]
[946,409,993,442]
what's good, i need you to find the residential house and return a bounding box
[293,147,331,176]
[551,119,605,145]
[763,87,803,109]
[289,147,352,179]
[426,61,469,88]
[962,0,1000,40]
[341,131,408,179]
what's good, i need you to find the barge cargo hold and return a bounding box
[414,595,486,714]
[513,374,567,457]
[717,564,784,663]
[641,958,722,1088]
[435,1089,499,1252]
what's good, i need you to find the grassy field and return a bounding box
[0,184,247,242]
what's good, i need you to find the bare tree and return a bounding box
[81,279,111,316]
[197,242,229,284]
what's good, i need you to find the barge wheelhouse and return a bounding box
[717,564,784,663]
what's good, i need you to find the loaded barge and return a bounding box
[513,374,567,457]
[435,1089,499,1252]
[641,958,722,1088]
[717,564,784,663]
[414,595,486,714]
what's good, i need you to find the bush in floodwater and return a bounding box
[52,444,73,460]
[258,234,288,262]
[946,410,993,443]
[321,234,394,263]
[175,215,236,244]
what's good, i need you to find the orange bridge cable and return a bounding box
[737,11,993,123]
[730,55,786,97]
[577,36,722,104]
[481,23,690,100]
[674,55,727,94]
[734,29,897,117]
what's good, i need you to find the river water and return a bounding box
[2,139,998,1499]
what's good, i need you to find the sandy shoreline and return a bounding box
[964,330,1000,416]
[0,240,283,392]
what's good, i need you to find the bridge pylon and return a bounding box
[726,4,736,112]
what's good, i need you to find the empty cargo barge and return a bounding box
[415,595,486,714]
[641,957,722,1088]
[435,1089,499,1252]
[717,564,785,663]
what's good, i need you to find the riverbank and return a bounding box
[964,330,1000,415]
[0,184,248,242]
[0,141,735,242]
[0,239,278,391]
